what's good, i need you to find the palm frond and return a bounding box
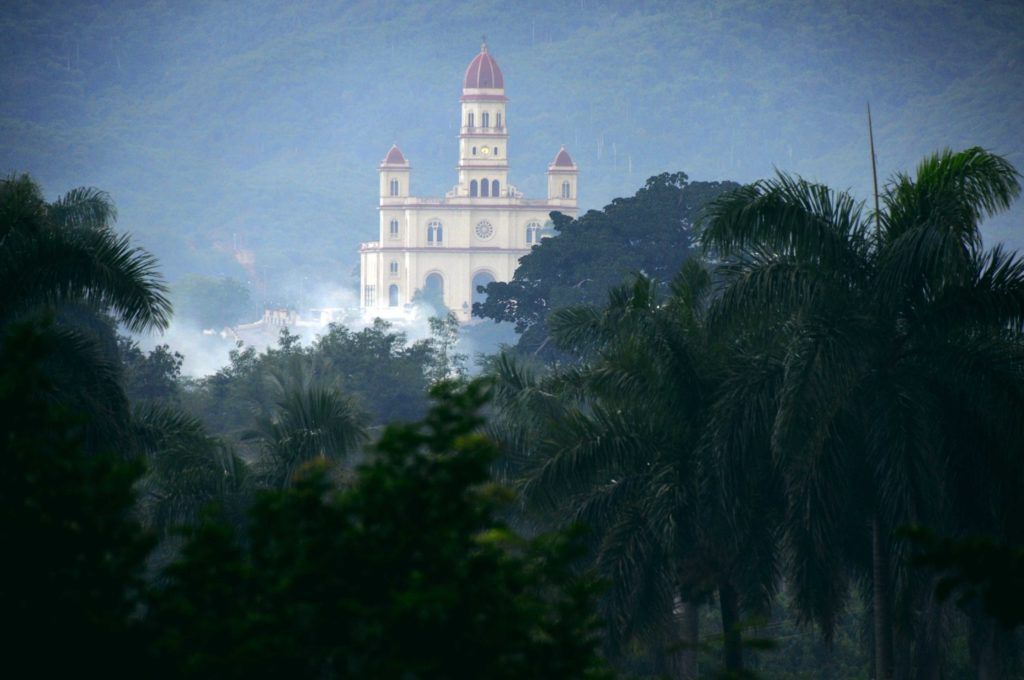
[521,405,660,510]
[700,172,870,270]
[882,147,1021,246]
[47,186,117,231]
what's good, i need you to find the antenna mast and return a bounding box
[868,102,882,245]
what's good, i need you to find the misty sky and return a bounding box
[2,0,1021,300]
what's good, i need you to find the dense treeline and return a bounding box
[2,150,1024,679]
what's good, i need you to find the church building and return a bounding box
[359,42,579,321]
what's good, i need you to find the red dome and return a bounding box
[382,144,407,165]
[463,43,504,89]
[549,146,576,168]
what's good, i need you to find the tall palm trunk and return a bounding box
[912,588,943,680]
[719,580,743,672]
[872,515,894,680]
[676,599,700,679]
[968,609,1012,680]
[665,596,700,679]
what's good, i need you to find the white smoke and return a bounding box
[132,278,516,378]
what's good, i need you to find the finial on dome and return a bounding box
[481,35,488,53]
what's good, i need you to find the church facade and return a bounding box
[359,43,579,321]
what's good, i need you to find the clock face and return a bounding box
[481,146,490,155]
[475,220,494,239]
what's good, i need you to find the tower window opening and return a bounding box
[491,179,499,196]
[388,284,399,307]
[481,178,490,197]
[389,219,399,237]
[472,146,477,155]
[496,113,502,128]
[389,178,399,196]
[467,112,474,128]
[389,260,399,275]
[470,180,478,197]
[561,180,571,199]
[482,112,490,128]
[427,220,443,244]
[493,147,498,156]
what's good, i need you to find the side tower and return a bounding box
[380,144,410,202]
[547,146,578,209]
[457,42,508,198]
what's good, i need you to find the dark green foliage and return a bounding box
[474,173,738,355]
[701,146,1024,678]
[119,338,184,405]
[146,380,612,679]
[133,403,249,536]
[491,266,782,675]
[0,173,171,450]
[903,526,1024,630]
[248,385,368,489]
[0,174,170,332]
[0,321,152,676]
[190,321,434,438]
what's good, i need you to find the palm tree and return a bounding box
[249,386,369,489]
[493,266,782,677]
[0,174,171,450]
[0,174,170,332]
[133,404,249,536]
[700,148,1024,679]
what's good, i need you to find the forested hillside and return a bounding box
[2,0,1022,305]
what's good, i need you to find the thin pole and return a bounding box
[868,103,882,245]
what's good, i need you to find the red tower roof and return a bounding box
[463,42,504,90]
[549,146,576,169]
[382,144,407,165]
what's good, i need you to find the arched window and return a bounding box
[389,219,399,237]
[491,179,499,196]
[427,220,443,245]
[482,112,490,128]
[389,260,399,275]
[471,146,477,155]
[481,178,489,197]
[525,221,542,244]
[424,272,444,303]
[388,284,399,307]
[389,178,399,196]
[493,146,498,156]
[561,180,571,199]
[467,112,474,128]
[472,271,495,306]
[469,180,478,197]
[496,113,502,128]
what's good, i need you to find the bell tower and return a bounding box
[379,144,410,202]
[547,146,578,209]
[458,41,508,198]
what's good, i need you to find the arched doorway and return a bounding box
[388,284,399,307]
[472,271,495,307]
[423,272,445,307]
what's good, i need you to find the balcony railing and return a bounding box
[461,126,506,134]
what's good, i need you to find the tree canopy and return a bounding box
[474,172,739,355]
